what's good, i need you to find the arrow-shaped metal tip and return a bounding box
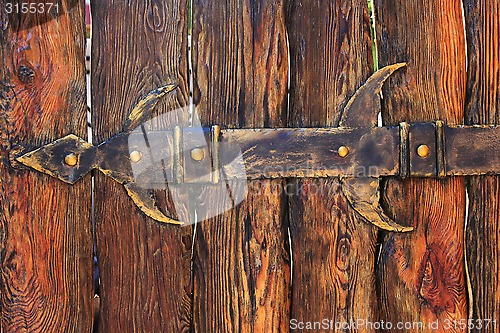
[16,134,96,184]
[14,85,184,226]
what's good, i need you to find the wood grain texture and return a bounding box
[192,180,290,332]
[91,1,192,331]
[286,1,379,330]
[464,0,500,331]
[0,1,93,332]
[287,0,373,128]
[288,178,379,331]
[191,0,291,331]
[375,0,468,331]
[466,177,500,332]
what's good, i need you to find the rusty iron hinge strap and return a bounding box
[17,122,500,184]
[9,64,500,231]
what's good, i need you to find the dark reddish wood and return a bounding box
[191,0,291,331]
[192,180,290,332]
[375,0,468,330]
[91,0,192,331]
[466,177,500,333]
[287,0,373,128]
[286,0,380,329]
[0,1,93,332]
[288,178,379,330]
[464,0,500,331]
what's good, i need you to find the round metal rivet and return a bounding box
[338,146,349,158]
[191,147,205,161]
[130,151,142,163]
[417,144,430,158]
[64,153,78,167]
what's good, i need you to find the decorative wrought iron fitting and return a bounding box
[13,65,500,231]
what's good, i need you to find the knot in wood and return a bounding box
[18,66,35,84]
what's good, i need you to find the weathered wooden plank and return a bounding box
[0,1,93,332]
[466,178,500,332]
[375,0,468,331]
[464,0,500,331]
[286,0,380,330]
[91,0,192,331]
[191,0,291,331]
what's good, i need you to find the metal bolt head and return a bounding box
[191,147,205,161]
[64,153,78,167]
[130,150,143,163]
[338,146,349,158]
[417,144,430,158]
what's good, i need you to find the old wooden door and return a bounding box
[0,0,498,332]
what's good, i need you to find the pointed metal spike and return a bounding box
[124,183,184,225]
[340,63,406,128]
[123,84,178,132]
[340,177,413,233]
[15,134,96,184]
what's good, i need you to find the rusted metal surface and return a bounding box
[15,134,96,184]
[409,122,438,177]
[223,126,399,178]
[339,63,406,127]
[446,126,500,176]
[12,65,500,229]
[122,85,178,131]
[340,176,414,232]
[339,62,410,233]
[124,183,183,225]
[15,123,500,181]
[5,0,499,331]
[15,120,500,228]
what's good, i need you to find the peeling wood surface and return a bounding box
[286,0,381,330]
[91,0,192,331]
[464,0,500,331]
[0,1,93,332]
[191,0,291,331]
[375,0,468,331]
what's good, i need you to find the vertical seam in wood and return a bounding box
[369,2,385,315]
[464,184,474,331]
[187,0,196,330]
[368,0,380,72]
[460,0,473,326]
[284,19,293,289]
